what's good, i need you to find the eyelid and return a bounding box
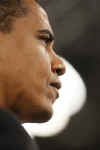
[37,35,53,43]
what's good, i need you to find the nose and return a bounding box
[51,53,66,76]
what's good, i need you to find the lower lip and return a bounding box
[48,85,59,103]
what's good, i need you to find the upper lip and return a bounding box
[49,81,61,90]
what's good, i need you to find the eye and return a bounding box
[41,37,51,44]
[38,36,52,45]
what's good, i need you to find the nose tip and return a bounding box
[51,53,66,76]
[52,63,66,76]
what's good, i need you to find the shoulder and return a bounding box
[0,109,39,150]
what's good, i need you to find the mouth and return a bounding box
[50,81,61,90]
[48,81,61,102]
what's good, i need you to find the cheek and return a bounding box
[28,44,51,80]
[0,44,51,106]
[2,43,50,80]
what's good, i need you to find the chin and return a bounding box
[30,98,54,123]
[13,93,54,123]
[19,107,53,123]
[32,109,53,123]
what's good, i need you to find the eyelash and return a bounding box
[38,36,51,44]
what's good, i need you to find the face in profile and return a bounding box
[0,0,65,123]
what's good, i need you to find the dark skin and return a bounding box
[0,0,65,123]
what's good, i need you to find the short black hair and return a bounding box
[0,0,27,33]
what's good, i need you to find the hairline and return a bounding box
[0,0,29,34]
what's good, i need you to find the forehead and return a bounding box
[25,0,53,34]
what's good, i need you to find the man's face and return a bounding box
[0,0,65,123]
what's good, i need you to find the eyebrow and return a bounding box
[37,29,55,41]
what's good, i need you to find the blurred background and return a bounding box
[34,0,99,149]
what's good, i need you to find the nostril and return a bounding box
[56,65,66,76]
[56,68,62,76]
[52,63,66,76]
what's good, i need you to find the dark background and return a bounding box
[36,0,99,149]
